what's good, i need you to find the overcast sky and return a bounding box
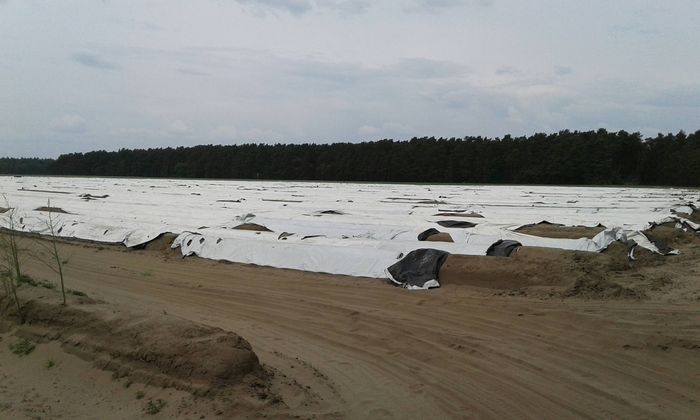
[1,0,699,157]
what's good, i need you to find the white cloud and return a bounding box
[49,115,87,134]
[358,122,414,138]
[168,120,190,135]
[209,125,239,140]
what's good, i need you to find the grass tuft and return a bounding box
[17,274,38,287]
[17,274,55,289]
[45,359,56,369]
[10,339,36,356]
[145,398,166,415]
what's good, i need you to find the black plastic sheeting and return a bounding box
[437,220,477,229]
[387,249,450,290]
[485,239,522,257]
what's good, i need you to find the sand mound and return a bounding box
[425,232,454,242]
[234,223,272,232]
[136,233,181,259]
[417,228,454,242]
[79,193,109,200]
[691,209,700,224]
[0,291,263,394]
[676,207,700,224]
[19,188,71,195]
[439,247,587,290]
[318,210,345,215]
[515,222,604,239]
[644,224,700,249]
[34,206,70,214]
[437,220,477,228]
[262,198,302,203]
[434,212,484,218]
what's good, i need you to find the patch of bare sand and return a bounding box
[515,222,605,239]
[440,248,585,291]
[8,232,700,419]
[137,232,181,258]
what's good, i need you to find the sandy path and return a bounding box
[20,240,700,419]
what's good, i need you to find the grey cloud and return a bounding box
[640,86,700,108]
[283,57,468,91]
[391,58,470,79]
[235,0,369,16]
[610,23,659,37]
[168,120,190,135]
[70,51,120,70]
[178,67,210,76]
[404,0,494,13]
[608,6,666,38]
[235,0,313,16]
[554,66,573,76]
[495,66,521,76]
[315,0,369,14]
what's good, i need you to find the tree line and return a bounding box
[1,129,699,186]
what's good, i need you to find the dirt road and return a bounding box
[16,238,700,419]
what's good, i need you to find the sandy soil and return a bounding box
[515,222,605,239]
[2,230,700,419]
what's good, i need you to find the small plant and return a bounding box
[145,398,166,415]
[45,359,56,369]
[67,289,87,297]
[0,198,25,323]
[9,339,35,356]
[135,391,145,399]
[123,380,133,389]
[33,200,68,305]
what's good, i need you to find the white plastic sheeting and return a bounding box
[1,176,698,278]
